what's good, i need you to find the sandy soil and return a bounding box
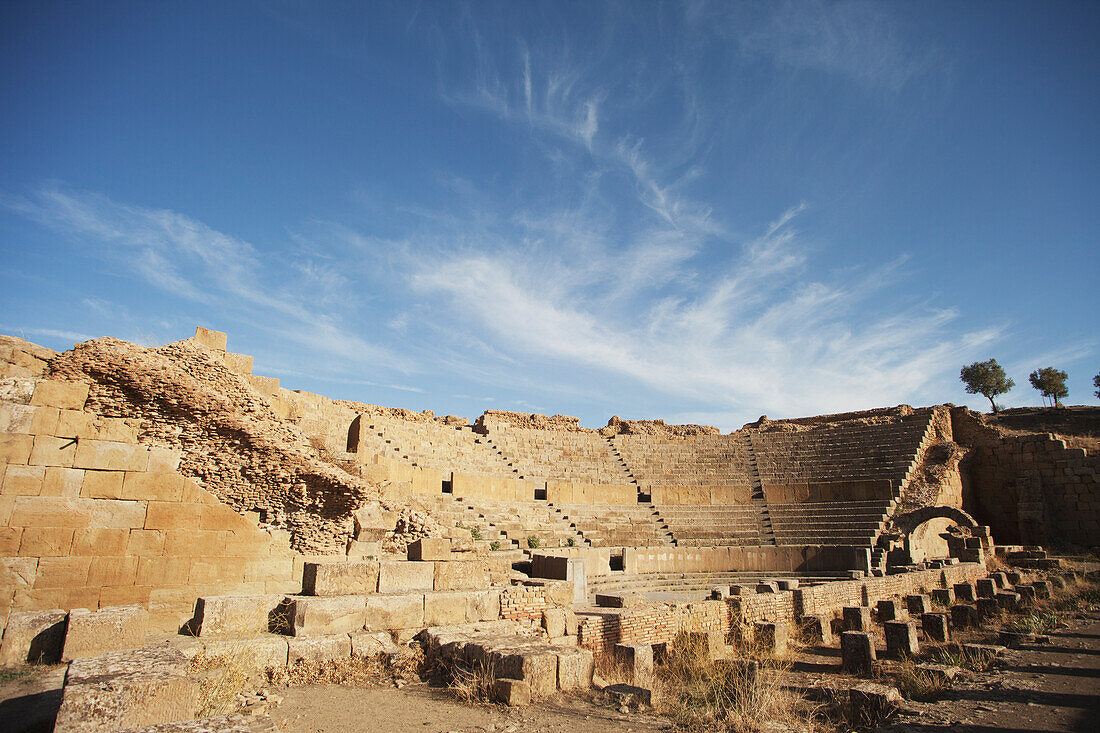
[270,683,672,733]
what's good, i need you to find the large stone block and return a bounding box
[433,560,490,591]
[843,606,871,632]
[0,608,67,666]
[192,595,287,637]
[841,631,876,675]
[302,561,380,596]
[614,642,654,684]
[193,327,228,351]
[363,593,425,632]
[883,621,919,658]
[74,440,149,472]
[202,635,289,670]
[30,381,89,411]
[424,590,473,626]
[55,647,199,732]
[469,589,501,622]
[29,436,77,467]
[407,538,452,561]
[377,561,434,593]
[555,647,594,690]
[290,596,366,637]
[288,635,352,665]
[62,604,150,662]
[491,678,531,706]
[922,612,951,642]
[494,647,559,698]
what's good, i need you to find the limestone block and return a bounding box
[222,352,254,375]
[800,615,833,645]
[29,435,77,467]
[995,591,1021,611]
[41,467,83,497]
[0,608,67,666]
[363,593,424,632]
[433,560,490,591]
[80,469,125,498]
[876,600,905,622]
[203,635,289,670]
[976,597,1000,621]
[905,594,932,616]
[288,635,352,665]
[950,604,978,629]
[62,605,150,662]
[614,643,654,685]
[963,643,1005,666]
[193,327,228,351]
[377,561,434,593]
[121,472,186,502]
[30,381,89,411]
[884,621,919,658]
[1031,580,1052,599]
[346,539,383,558]
[931,587,955,606]
[302,561,380,596]
[841,632,876,675]
[542,608,566,639]
[954,582,978,602]
[290,596,367,637]
[848,682,902,726]
[491,677,531,706]
[921,612,950,642]
[755,622,789,654]
[74,440,149,472]
[843,606,871,632]
[424,591,473,626]
[193,595,287,637]
[975,578,996,598]
[407,538,452,561]
[0,433,33,464]
[555,647,594,690]
[55,648,199,733]
[494,647,559,698]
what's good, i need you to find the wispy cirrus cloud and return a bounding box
[711,0,946,92]
[2,185,412,372]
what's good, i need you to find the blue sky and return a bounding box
[1,1,1097,430]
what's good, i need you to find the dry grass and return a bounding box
[447,659,497,704]
[888,660,951,702]
[653,629,822,733]
[266,653,389,688]
[189,642,270,718]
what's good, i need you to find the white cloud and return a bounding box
[4,185,412,372]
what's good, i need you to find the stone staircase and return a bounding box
[425,495,588,549]
[549,503,675,547]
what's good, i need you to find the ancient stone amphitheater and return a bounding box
[1,327,1096,730]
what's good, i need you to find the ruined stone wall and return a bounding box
[963,433,1098,547]
[600,416,720,437]
[44,337,375,554]
[475,410,592,433]
[1,376,298,633]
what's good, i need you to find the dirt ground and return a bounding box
[272,684,671,733]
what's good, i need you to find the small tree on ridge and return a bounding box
[1093,371,1099,400]
[960,358,1014,412]
[1029,367,1068,408]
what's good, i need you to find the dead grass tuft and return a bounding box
[190,643,269,718]
[654,629,821,733]
[889,660,951,702]
[265,654,388,688]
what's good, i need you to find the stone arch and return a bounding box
[893,506,978,535]
[894,506,979,563]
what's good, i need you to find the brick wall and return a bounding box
[577,600,730,652]
[499,580,573,622]
[1,377,299,634]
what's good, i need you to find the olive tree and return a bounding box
[1028,367,1068,407]
[959,359,1014,412]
